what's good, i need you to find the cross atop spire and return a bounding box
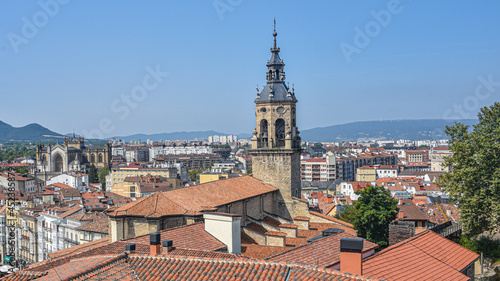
[273,18,277,49]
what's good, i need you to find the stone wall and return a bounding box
[389,221,415,246]
[266,234,285,247]
[251,149,302,220]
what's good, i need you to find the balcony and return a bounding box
[64,237,79,245]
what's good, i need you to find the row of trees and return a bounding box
[0,146,35,162]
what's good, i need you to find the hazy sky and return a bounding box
[1,1,499,138]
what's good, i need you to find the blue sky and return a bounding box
[1,1,499,138]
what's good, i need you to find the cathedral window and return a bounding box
[54,154,63,173]
[91,154,95,163]
[98,153,103,163]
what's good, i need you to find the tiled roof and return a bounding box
[397,199,428,221]
[268,232,378,268]
[57,204,83,218]
[13,253,380,281]
[39,222,226,270]
[241,244,291,259]
[363,230,479,281]
[47,237,110,260]
[246,223,268,235]
[309,211,354,228]
[58,187,82,199]
[127,254,376,281]
[75,212,109,233]
[262,216,281,228]
[49,182,73,189]
[265,231,287,237]
[124,222,226,251]
[109,176,277,217]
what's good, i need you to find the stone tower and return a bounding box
[250,21,303,220]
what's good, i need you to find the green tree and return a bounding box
[245,168,252,175]
[440,102,500,237]
[335,204,359,224]
[98,167,110,191]
[189,168,204,182]
[88,164,99,183]
[352,185,398,247]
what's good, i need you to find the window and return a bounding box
[275,118,285,147]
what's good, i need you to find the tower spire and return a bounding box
[273,17,277,49]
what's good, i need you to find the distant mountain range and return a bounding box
[0,119,478,143]
[300,119,478,142]
[0,120,63,142]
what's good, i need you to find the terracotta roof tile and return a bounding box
[14,252,381,280]
[363,230,479,281]
[240,244,291,259]
[265,231,287,237]
[109,176,277,217]
[268,232,378,268]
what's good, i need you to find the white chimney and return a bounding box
[203,212,241,254]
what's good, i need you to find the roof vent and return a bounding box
[340,238,363,253]
[162,240,174,253]
[322,228,344,237]
[125,243,136,253]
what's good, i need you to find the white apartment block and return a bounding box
[149,145,213,161]
[46,172,89,193]
[375,165,398,178]
[208,135,238,144]
[300,154,336,182]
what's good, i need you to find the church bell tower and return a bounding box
[250,21,302,219]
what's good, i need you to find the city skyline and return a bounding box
[1,1,499,138]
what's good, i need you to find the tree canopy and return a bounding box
[352,185,398,247]
[440,102,500,237]
[88,164,99,183]
[98,167,110,191]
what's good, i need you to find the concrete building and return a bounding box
[300,154,336,182]
[149,145,213,161]
[107,165,178,188]
[46,171,89,193]
[0,172,36,193]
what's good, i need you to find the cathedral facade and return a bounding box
[35,134,111,176]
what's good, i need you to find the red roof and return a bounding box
[363,231,479,281]
[13,253,380,281]
[109,176,277,217]
[267,231,378,268]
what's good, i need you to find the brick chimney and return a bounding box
[150,233,161,256]
[398,210,405,220]
[162,240,174,253]
[340,238,363,275]
[203,212,241,254]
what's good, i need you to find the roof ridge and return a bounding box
[266,231,349,260]
[59,253,128,280]
[309,210,354,228]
